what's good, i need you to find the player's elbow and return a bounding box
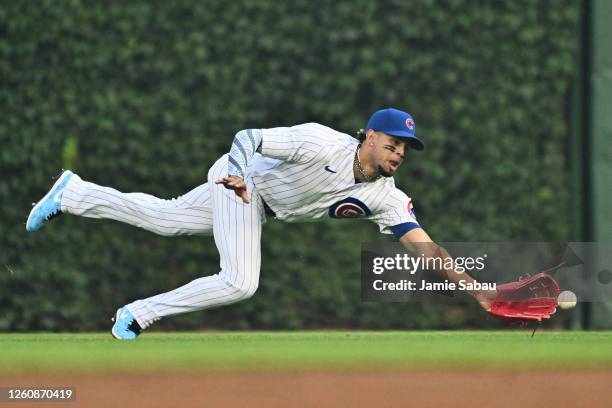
[233,129,256,140]
[234,129,248,138]
[232,129,262,151]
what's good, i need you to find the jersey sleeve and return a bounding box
[260,123,337,163]
[369,188,421,239]
[228,129,263,178]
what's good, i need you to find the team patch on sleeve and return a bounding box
[407,199,416,218]
[329,197,372,218]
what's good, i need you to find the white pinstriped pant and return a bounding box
[61,155,264,329]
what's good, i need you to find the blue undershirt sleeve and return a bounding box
[389,222,421,239]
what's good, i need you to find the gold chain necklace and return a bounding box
[354,145,380,182]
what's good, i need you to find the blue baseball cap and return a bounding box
[366,108,424,150]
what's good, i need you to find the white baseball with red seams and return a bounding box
[557,290,577,310]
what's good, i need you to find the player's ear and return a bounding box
[365,129,377,145]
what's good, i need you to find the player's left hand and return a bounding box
[215,176,251,204]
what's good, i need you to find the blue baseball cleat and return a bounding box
[26,170,74,232]
[111,307,142,340]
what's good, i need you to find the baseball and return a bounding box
[557,290,577,310]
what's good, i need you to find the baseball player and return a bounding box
[26,108,493,340]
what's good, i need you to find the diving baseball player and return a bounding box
[26,108,493,340]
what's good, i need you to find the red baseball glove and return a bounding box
[488,272,561,322]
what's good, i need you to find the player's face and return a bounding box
[370,133,407,177]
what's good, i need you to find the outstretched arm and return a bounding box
[399,228,495,311]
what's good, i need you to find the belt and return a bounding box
[261,198,276,218]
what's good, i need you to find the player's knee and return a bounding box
[220,268,259,301]
[232,281,258,301]
[222,275,258,301]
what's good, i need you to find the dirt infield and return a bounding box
[2,370,611,408]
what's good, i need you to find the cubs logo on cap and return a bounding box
[406,118,414,130]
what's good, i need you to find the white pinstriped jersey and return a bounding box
[54,123,419,330]
[55,122,420,330]
[246,123,420,236]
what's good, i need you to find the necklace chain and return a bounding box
[354,145,380,182]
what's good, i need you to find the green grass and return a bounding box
[1,331,612,374]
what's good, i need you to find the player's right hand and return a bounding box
[215,176,251,204]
